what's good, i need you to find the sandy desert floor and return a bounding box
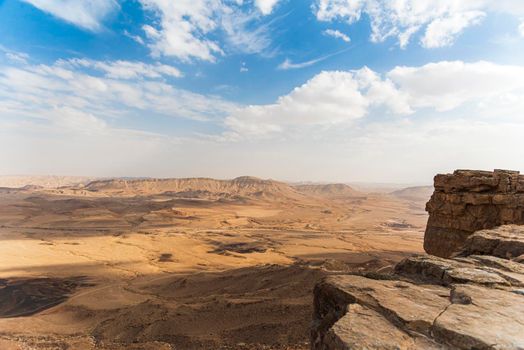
[0,180,430,349]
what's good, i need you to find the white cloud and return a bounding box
[3,59,524,182]
[255,0,281,15]
[0,56,242,176]
[314,0,524,48]
[224,69,404,137]
[421,11,485,48]
[388,60,524,111]
[59,58,182,79]
[278,49,349,70]
[315,0,362,23]
[140,0,223,62]
[139,0,275,62]
[123,30,145,45]
[224,61,524,138]
[324,29,350,42]
[22,0,118,31]
[519,20,524,37]
[278,58,322,70]
[0,59,236,128]
[123,0,286,63]
[5,52,29,64]
[220,7,274,55]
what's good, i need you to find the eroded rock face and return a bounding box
[311,231,524,349]
[424,169,524,258]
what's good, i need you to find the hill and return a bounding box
[0,175,96,189]
[390,186,433,202]
[293,183,360,198]
[84,176,307,201]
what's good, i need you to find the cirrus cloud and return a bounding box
[21,0,119,31]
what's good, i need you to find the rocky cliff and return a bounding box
[425,169,524,257]
[311,169,524,350]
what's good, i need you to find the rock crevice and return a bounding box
[312,169,524,350]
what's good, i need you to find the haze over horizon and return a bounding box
[1,0,524,183]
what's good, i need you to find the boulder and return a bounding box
[456,225,524,259]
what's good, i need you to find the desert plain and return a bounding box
[0,176,432,349]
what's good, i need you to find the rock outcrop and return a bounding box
[312,226,524,349]
[425,169,524,258]
[311,169,524,350]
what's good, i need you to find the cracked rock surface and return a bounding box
[311,229,524,349]
[312,169,524,349]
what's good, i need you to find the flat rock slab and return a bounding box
[324,304,442,350]
[395,255,520,287]
[433,284,524,349]
[325,275,449,336]
[313,235,524,350]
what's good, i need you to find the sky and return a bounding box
[1,0,524,184]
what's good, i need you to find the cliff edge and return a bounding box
[311,169,524,350]
[425,169,524,257]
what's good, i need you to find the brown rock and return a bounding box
[321,304,440,350]
[311,275,448,349]
[395,255,519,287]
[312,261,524,349]
[432,285,524,349]
[312,225,524,349]
[456,225,524,259]
[425,169,524,258]
[312,169,524,349]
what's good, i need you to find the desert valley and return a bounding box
[2,1,524,348]
[0,175,431,349]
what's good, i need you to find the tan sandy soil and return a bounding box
[0,178,428,349]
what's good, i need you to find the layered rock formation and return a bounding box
[312,169,524,350]
[425,169,524,257]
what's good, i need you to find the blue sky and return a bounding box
[1,0,524,183]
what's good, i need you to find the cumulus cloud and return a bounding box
[323,29,351,42]
[255,0,281,15]
[139,0,275,62]
[224,69,409,137]
[519,21,524,37]
[314,0,524,48]
[421,11,485,48]
[3,58,524,182]
[22,0,118,31]
[224,61,524,138]
[140,0,223,62]
[388,60,524,111]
